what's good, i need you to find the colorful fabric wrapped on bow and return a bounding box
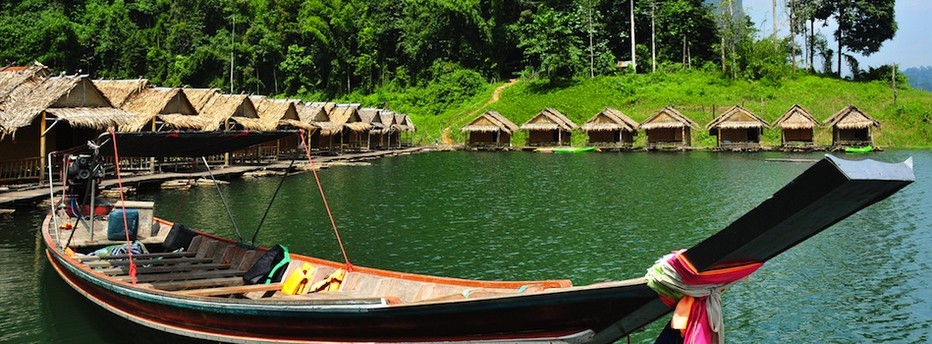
[645,250,763,344]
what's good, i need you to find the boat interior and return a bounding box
[48,200,576,305]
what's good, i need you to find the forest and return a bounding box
[0,0,901,106]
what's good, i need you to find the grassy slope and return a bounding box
[409,71,932,148]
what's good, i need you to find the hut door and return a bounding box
[748,128,760,142]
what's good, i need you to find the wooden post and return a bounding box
[150,119,157,173]
[38,111,47,185]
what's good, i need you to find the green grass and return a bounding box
[401,70,932,148]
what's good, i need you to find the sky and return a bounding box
[742,0,930,70]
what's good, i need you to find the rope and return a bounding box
[300,131,352,271]
[109,129,137,285]
[250,158,296,246]
[645,250,762,344]
[201,156,244,242]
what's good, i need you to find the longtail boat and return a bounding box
[42,131,913,343]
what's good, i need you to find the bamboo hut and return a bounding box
[358,108,389,150]
[393,113,414,147]
[639,106,699,149]
[823,105,880,148]
[579,107,638,147]
[183,88,221,112]
[460,110,518,147]
[197,94,263,131]
[380,111,400,149]
[251,96,314,158]
[707,105,770,149]
[96,80,203,132]
[519,108,577,146]
[0,67,136,183]
[393,113,408,147]
[773,104,819,147]
[330,104,370,151]
[300,102,340,152]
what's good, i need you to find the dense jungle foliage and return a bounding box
[3,0,925,147]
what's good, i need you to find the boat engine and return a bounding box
[66,154,107,217]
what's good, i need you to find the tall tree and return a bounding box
[815,0,897,77]
[512,5,585,79]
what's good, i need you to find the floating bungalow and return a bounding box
[197,94,263,132]
[579,107,638,148]
[358,108,388,150]
[707,105,770,149]
[823,105,880,148]
[461,110,519,148]
[519,108,577,146]
[0,63,136,183]
[639,106,699,149]
[380,111,400,149]
[95,79,203,132]
[394,113,411,147]
[330,104,371,151]
[251,96,314,158]
[300,102,340,152]
[773,104,819,147]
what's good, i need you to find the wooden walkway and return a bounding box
[0,147,426,206]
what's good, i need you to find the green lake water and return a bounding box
[1,150,929,343]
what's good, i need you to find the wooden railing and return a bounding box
[102,156,154,172]
[0,157,42,183]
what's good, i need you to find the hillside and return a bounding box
[405,71,932,149]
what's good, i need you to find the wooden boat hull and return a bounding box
[43,223,660,343]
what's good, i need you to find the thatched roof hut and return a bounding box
[298,102,340,137]
[403,115,416,132]
[519,108,577,146]
[393,113,409,132]
[379,110,398,133]
[358,108,386,132]
[0,74,136,138]
[96,80,203,131]
[707,105,770,147]
[94,79,148,107]
[308,101,336,116]
[773,104,819,146]
[198,94,262,131]
[639,106,698,147]
[580,107,638,147]
[823,105,879,147]
[250,96,315,131]
[0,62,51,99]
[330,104,370,150]
[330,103,370,132]
[461,110,518,147]
[0,71,137,182]
[359,108,395,149]
[182,88,221,111]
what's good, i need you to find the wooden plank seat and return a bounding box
[269,291,401,305]
[117,269,247,283]
[149,277,245,291]
[176,283,284,297]
[105,263,232,276]
[77,251,197,261]
[85,257,215,268]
